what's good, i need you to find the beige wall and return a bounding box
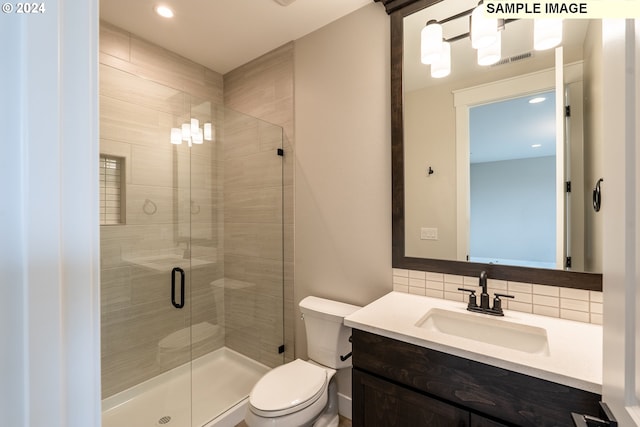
[404,84,458,260]
[294,2,392,360]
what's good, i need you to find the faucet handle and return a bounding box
[492,293,515,315]
[458,288,478,308]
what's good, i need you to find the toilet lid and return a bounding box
[250,359,327,416]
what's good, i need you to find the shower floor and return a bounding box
[102,347,269,427]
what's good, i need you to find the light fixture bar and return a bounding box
[439,7,475,24]
[444,19,510,43]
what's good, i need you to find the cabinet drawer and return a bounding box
[352,329,600,427]
[353,369,469,427]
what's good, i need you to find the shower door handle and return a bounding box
[171,267,185,309]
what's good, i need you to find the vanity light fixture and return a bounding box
[431,41,451,78]
[470,1,499,49]
[477,33,501,66]
[420,2,562,78]
[155,5,174,18]
[421,20,443,64]
[534,19,563,51]
[171,119,213,146]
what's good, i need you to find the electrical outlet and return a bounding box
[420,227,438,240]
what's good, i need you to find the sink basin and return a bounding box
[415,308,550,355]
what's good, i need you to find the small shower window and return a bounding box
[100,155,125,225]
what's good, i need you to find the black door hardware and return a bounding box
[171,267,185,309]
[593,178,604,212]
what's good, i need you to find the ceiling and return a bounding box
[100,0,373,74]
[470,90,556,164]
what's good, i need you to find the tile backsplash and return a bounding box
[393,268,602,325]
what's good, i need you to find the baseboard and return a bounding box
[338,392,352,420]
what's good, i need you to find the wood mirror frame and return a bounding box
[375,0,602,291]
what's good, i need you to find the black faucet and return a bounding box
[478,270,490,310]
[458,271,515,316]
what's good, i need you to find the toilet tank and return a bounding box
[299,296,361,369]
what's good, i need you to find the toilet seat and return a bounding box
[249,359,327,418]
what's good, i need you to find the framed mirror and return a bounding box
[377,0,602,290]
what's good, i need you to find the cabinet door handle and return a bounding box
[171,267,185,309]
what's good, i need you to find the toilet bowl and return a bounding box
[245,296,361,427]
[245,359,336,427]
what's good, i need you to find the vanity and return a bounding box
[345,292,602,426]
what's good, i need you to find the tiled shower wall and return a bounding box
[224,43,296,364]
[220,111,287,369]
[100,22,294,398]
[393,268,603,325]
[100,22,225,398]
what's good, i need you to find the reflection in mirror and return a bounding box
[469,90,557,269]
[402,1,602,274]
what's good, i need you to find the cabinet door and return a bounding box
[470,413,510,427]
[353,369,469,427]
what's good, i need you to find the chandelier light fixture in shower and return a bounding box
[170,118,214,146]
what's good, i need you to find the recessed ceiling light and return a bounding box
[155,5,174,18]
[531,144,542,148]
[529,97,546,104]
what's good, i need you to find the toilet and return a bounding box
[245,296,361,427]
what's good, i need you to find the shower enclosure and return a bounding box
[99,64,285,427]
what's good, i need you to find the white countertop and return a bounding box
[344,291,602,394]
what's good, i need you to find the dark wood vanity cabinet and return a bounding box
[352,330,601,427]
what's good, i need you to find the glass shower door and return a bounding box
[189,104,286,426]
[100,64,193,427]
[100,63,287,427]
